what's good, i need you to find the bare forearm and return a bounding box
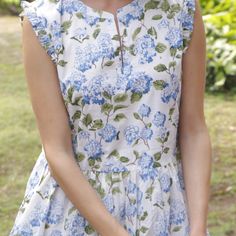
[179,126,212,232]
[45,150,126,236]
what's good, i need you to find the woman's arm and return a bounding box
[21,16,129,236]
[179,1,212,235]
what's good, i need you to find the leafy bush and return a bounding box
[201,0,236,91]
[0,0,21,15]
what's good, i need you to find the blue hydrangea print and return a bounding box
[10,0,212,236]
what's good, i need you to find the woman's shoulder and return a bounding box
[19,0,62,21]
[19,0,63,64]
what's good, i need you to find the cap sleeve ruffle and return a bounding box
[19,0,63,64]
[181,0,196,53]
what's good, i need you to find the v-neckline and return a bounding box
[79,0,138,19]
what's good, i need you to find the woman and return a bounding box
[10,0,212,235]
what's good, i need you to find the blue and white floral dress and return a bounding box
[10,0,211,235]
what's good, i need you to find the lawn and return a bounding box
[0,16,235,236]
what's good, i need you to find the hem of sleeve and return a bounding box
[19,0,59,64]
[182,0,196,54]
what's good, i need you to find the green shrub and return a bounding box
[0,0,21,15]
[201,0,236,91]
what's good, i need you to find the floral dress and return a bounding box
[10,0,211,235]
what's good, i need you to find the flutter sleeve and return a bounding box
[181,0,196,54]
[19,0,63,64]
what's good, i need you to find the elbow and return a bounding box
[178,116,210,139]
[42,142,75,168]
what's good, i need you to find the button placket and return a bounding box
[113,14,126,74]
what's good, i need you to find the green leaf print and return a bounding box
[78,126,83,133]
[133,150,140,159]
[169,61,177,68]
[72,96,83,106]
[112,177,122,184]
[146,186,154,195]
[164,131,170,142]
[76,12,85,19]
[133,112,142,120]
[169,107,175,116]
[155,43,167,53]
[113,93,128,103]
[61,20,72,34]
[57,60,68,67]
[172,226,182,232]
[102,91,112,100]
[85,224,95,234]
[132,138,140,147]
[96,185,105,198]
[68,206,77,215]
[170,4,181,13]
[93,28,101,39]
[154,64,167,72]
[163,147,170,153]
[153,80,166,90]
[88,158,95,167]
[121,171,130,179]
[104,60,114,67]
[170,47,177,57]
[113,104,128,112]
[131,93,142,103]
[154,152,161,161]
[140,226,149,233]
[91,119,104,129]
[112,187,121,194]
[119,156,129,163]
[127,44,135,56]
[167,12,175,19]
[49,0,59,3]
[38,29,47,36]
[130,198,137,204]
[101,103,113,113]
[132,26,142,40]
[45,223,50,229]
[75,152,85,162]
[72,110,81,122]
[88,179,96,187]
[140,211,148,221]
[145,0,160,11]
[108,149,119,158]
[161,0,170,12]
[153,161,161,168]
[105,173,112,183]
[147,26,157,39]
[112,34,120,41]
[152,15,163,20]
[114,113,127,122]
[67,87,74,102]
[99,18,106,22]
[82,113,93,127]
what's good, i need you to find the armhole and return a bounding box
[182,0,196,54]
[19,0,62,64]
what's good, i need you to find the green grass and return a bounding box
[0,16,236,236]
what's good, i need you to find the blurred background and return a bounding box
[0,0,235,235]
